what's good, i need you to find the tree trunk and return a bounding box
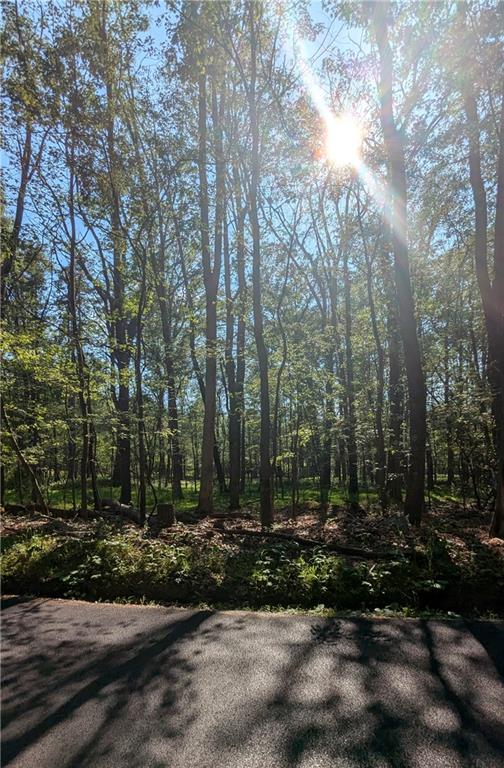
[2,402,48,514]
[223,205,240,509]
[386,302,403,502]
[373,3,426,524]
[249,4,273,526]
[459,10,504,536]
[342,207,359,506]
[66,87,98,518]
[272,247,290,507]
[100,1,131,505]
[134,269,147,525]
[115,367,132,505]
[175,217,226,495]
[443,333,455,488]
[426,436,435,493]
[197,73,224,514]
[223,165,248,509]
[359,198,387,507]
[320,347,333,506]
[154,252,184,501]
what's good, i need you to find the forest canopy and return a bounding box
[2,0,504,546]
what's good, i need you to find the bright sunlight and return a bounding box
[325,113,363,168]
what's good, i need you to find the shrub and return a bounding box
[2,527,499,614]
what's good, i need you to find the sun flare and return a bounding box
[325,113,363,168]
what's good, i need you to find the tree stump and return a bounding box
[157,503,175,528]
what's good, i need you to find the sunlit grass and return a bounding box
[5,477,473,514]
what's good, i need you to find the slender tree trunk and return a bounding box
[386,293,403,502]
[292,403,300,513]
[115,362,131,504]
[358,200,387,507]
[167,369,183,500]
[240,411,246,493]
[223,210,240,509]
[197,75,217,513]
[152,250,184,500]
[88,405,100,510]
[343,236,359,506]
[374,3,426,524]
[248,4,273,526]
[224,165,248,509]
[272,250,290,507]
[134,302,147,524]
[157,392,166,492]
[426,436,435,493]
[2,402,47,514]
[66,391,77,484]
[100,1,131,505]
[320,345,333,506]
[198,73,224,514]
[176,220,226,493]
[235,188,247,500]
[444,333,455,488]
[66,94,98,517]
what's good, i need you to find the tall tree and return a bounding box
[197,61,225,514]
[373,2,427,524]
[248,2,273,526]
[457,4,504,537]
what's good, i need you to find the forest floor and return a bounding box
[2,489,504,616]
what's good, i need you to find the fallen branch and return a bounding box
[221,527,401,560]
[5,503,75,520]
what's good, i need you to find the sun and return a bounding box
[325,113,363,168]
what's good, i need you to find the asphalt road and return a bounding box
[1,597,504,768]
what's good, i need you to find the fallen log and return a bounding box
[98,499,141,524]
[220,527,402,560]
[4,503,75,520]
[4,503,29,514]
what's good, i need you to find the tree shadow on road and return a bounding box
[2,600,503,768]
[209,616,504,768]
[466,619,504,678]
[1,600,224,767]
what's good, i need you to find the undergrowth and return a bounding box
[2,524,502,615]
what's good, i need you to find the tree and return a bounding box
[372,2,427,524]
[248,3,273,526]
[196,15,225,513]
[457,3,504,536]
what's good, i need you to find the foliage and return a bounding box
[2,523,502,615]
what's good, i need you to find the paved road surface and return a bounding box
[1,597,504,768]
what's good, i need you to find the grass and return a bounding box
[5,476,382,513]
[7,473,472,516]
